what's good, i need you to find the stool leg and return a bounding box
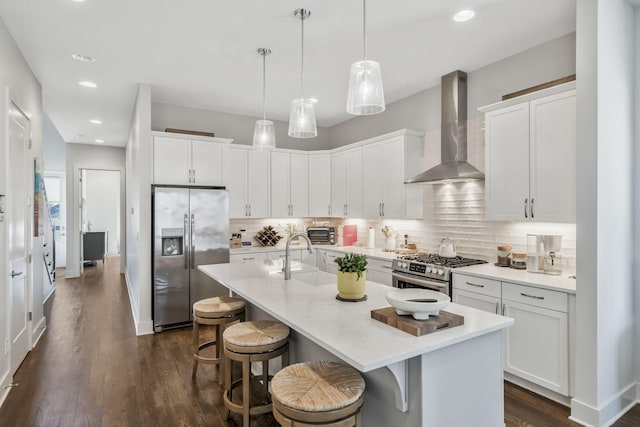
[191,318,200,379]
[282,344,289,368]
[217,322,225,386]
[224,352,232,420]
[262,360,269,401]
[242,358,251,427]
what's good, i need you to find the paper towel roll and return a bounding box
[367,227,375,249]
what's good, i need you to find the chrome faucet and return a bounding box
[284,233,314,280]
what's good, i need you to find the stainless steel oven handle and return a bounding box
[392,271,447,290]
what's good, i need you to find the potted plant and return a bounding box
[335,253,368,300]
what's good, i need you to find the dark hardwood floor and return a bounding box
[0,256,637,427]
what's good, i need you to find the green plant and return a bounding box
[334,253,368,279]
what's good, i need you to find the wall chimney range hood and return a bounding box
[405,70,484,184]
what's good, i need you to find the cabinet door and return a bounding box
[380,137,406,218]
[308,154,332,216]
[452,289,501,315]
[345,148,363,217]
[191,141,225,186]
[153,137,191,185]
[290,153,308,217]
[247,150,270,218]
[270,152,290,217]
[362,145,382,217]
[331,152,347,216]
[530,91,576,222]
[503,300,569,395]
[367,269,392,286]
[484,103,530,220]
[227,148,248,218]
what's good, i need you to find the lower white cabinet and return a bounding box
[230,252,268,263]
[502,282,569,396]
[453,289,501,315]
[366,258,393,286]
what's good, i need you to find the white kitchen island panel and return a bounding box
[199,261,513,426]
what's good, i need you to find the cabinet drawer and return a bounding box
[230,252,268,263]
[367,269,392,286]
[452,274,501,298]
[366,257,393,273]
[268,250,302,261]
[502,282,567,312]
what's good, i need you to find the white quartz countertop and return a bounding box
[199,261,513,372]
[230,245,399,261]
[454,264,577,294]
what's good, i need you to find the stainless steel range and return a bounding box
[392,254,487,296]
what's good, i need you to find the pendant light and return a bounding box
[288,9,317,138]
[253,48,276,149]
[346,0,385,115]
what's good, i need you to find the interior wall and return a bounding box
[43,112,67,268]
[572,0,637,426]
[635,3,640,396]
[151,101,331,151]
[84,170,120,254]
[328,32,576,148]
[125,83,153,335]
[0,15,44,405]
[65,144,126,278]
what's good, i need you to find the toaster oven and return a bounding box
[307,227,336,245]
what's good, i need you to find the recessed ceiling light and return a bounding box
[78,81,97,88]
[94,139,104,143]
[72,53,95,63]
[89,119,102,124]
[453,9,475,22]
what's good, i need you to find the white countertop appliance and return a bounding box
[392,253,487,296]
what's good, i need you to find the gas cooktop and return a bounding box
[397,254,488,269]
[392,254,487,282]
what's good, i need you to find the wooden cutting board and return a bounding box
[371,307,464,337]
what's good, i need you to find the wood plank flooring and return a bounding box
[0,255,637,427]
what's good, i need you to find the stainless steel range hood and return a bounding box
[405,70,484,184]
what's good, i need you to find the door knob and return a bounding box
[10,271,23,278]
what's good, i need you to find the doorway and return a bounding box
[79,169,121,273]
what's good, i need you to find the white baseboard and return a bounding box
[43,284,55,304]
[124,270,154,336]
[570,382,638,426]
[0,369,10,409]
[64,270,80,278]
[32,317,47,348]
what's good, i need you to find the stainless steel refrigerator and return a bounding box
[152,186,229,331]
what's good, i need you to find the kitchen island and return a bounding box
[199,261,513,426]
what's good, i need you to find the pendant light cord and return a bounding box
[300,13,305,99]
[262,51,266,120]
[363,0,367,61]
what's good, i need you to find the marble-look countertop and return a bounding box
[454,264,577,294]
[199,261,513,372]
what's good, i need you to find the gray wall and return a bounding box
[151,101,331,151]
[43,112,66,172]
[328,32,576,147]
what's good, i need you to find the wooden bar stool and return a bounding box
[271,361,365,427]
[223,320,290,427]
[192,296,245,383]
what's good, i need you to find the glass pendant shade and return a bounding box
[288,98,317,138]
[252,119,276,149]
[346,59,385,115]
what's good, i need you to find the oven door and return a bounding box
[392,271,449,295]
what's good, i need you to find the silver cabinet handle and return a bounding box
[192,169,196,184]
[328,204,331,215]
[344,204,347,216]
[249,205,252,216]
[184,214,189,270]
[530,198,535,219]
[524,198,528,218]
[242,257,255,261]
[10,271,23,278]
[502,303,506,316]
[190,214,195,269]
[382,203,385,216]
[495,302,499,314]
[382,265,393,269]
[466,282,484,288]
[520,292,544,300]
[379,203,382,216]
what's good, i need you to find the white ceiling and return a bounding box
[0,0,576,147]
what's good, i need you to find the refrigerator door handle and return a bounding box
[184,214,189,269]
[190,213,195,269]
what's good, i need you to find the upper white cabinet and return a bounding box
[481,82,576,222]
[362,130,424,219]
[152,133,232,186]
[227,146,270,218]
[331,147,363,217]
[271,151,308,217]
[308,153,332,217]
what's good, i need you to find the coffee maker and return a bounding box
[542,234,563,275]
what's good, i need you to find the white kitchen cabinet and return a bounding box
[230,252,268,263]
[481,83,576,222]
[502,282,569,396]
[316,249,328,272]
[366,258,393,286]
[153,134,231,186]
[227,146,270,218]
[452,273,502,314]
[268,249,302,262]
[271,152,308,217]
[331,147,363,217]
[453,289,501,315]
[317,250,341,274]
[308,153,332,217]
[362,131,423,219]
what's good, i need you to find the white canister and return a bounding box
[384,237,395,251]
[367,227,376,249]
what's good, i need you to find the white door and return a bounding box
[191,140,225,186]
[8,101,30,375]
[308,154,331,216]
[344,148,363,217]
[270,151,290,217]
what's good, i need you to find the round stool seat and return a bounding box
[193,296,245,318]
[223,320,290,352]
[272,361,365,412]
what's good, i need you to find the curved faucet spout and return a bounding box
[284,233,314,280]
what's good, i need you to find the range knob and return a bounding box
[437,269,444,275]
